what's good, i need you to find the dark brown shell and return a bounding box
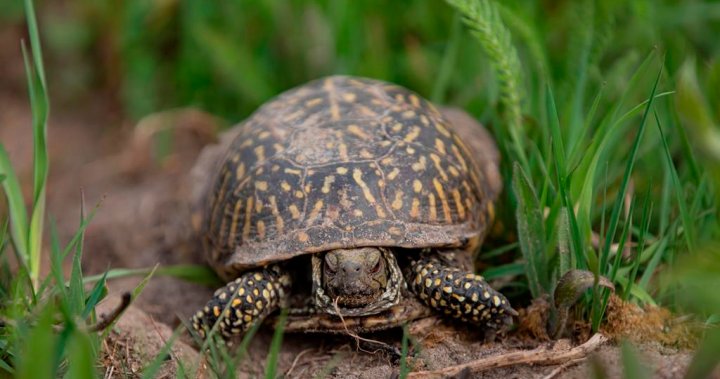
[203,76,498,277]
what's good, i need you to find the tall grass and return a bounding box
[0,1,142,377]
[0,0,48,293]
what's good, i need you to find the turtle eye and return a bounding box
[324,254,338,274]
[369,259,382,274]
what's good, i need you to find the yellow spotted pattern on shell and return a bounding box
[203,76,495,275]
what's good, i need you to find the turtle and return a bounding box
[190,75,516,340]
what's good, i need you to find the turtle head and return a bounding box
[312,247,403,316]
[322,247,388,308]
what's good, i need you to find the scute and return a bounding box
[203,76,495,277]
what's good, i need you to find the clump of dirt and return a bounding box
[516,297,552,342]
[515,294,699,351]
[601,295,699,349]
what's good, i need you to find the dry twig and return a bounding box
[407,333,607,378]
[89,292,132,332]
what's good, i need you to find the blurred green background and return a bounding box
[1,0,718,124]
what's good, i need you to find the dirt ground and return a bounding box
[0,26,710,378]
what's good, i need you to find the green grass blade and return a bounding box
[16,303,56,379]
[82,271,108,319]
[512,162,549,297]
[481,262,525,280]
[557,208,574,275]
[638,227,672,291]
[625,192,652,300]
[21,0,50,291]
[98,266,155,340]
[399,324,410,379]
[546,84,585,269]
[0,146,29,262]
[48,221,68,302]
[69,194,88,316]
[593,66,663,330]
[655,110,695,252]
[67,330,97,379]
[82,264,220,287]
[568,83,605,165]
[264,310,288,379]
[599,67,662,272]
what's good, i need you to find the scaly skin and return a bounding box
[407,251,517,329]
[191,265,291,339]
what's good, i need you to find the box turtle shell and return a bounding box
[191,76,514,340]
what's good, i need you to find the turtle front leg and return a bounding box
[407,251,517,329]
[191,264,291,339]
